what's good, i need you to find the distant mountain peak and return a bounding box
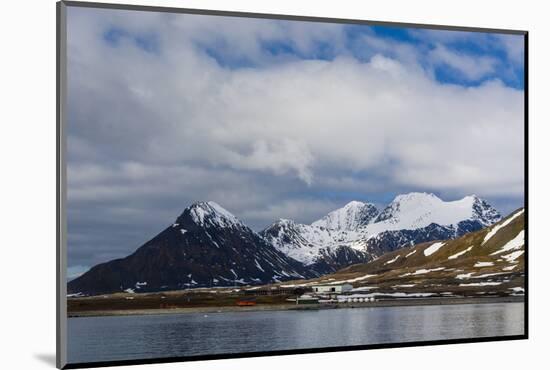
[261,219,299,239]
[389,192,441,209]
[393,192,440,202]
[178,201,244,229]
[344,200,370,207]
[375,192,441,223]
[275,218,296,225]
[311,201,379,230]
[470,196,502,226]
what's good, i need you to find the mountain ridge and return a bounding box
[68,193,503,295]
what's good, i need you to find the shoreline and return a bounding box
[68,295,524,318]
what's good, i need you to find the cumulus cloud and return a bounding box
[65,7,524,268]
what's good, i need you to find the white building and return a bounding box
[312,284,353,294]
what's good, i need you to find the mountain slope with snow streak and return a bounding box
[301,207,524,297]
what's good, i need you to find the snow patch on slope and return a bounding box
[482,209,524,245]
[448,246,473,260]
[459,282,502,287]
[424,242,446,256]
[491,230,524,255]
[405,250,417,258]
[385,255,400,265]
[474,261,494,267]
[502,250,524,263]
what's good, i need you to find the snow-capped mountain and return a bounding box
[68,201,314,295]
[186,200,243,229]
[260,193,501,273]
[373,193,501,229]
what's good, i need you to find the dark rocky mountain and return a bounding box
[68,202,314,296]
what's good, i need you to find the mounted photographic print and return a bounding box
[57,1,528,368]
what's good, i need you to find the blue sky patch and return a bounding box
[103,26,160,54]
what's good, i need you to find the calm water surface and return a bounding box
[68,302,524,364]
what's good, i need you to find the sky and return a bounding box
[65,6,525,279]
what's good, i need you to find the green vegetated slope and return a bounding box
[303,208,525,297]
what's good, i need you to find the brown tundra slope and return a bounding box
[298,208,525,298]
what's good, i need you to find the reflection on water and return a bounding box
[68,302,524,364]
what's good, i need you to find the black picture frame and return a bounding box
[57,1,528,368]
